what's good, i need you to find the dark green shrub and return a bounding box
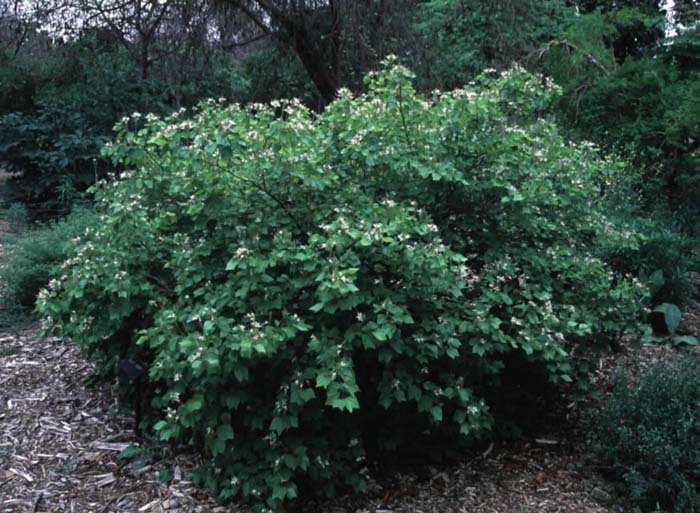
[240,46,320,107]
[0,55,37,114]
[2,203,29,233]
[540,9,700,235]
[600,214,696,307]
[39,62,646,512]
[636,226,696,306]
[413,0,572,91]
[0,208,98,309]
[592,356,700,513]
[595,167,697,308]
[0,107,111,213]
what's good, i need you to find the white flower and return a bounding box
[235,246,252,258]
[336,87,353,99]
[382,54,398,64]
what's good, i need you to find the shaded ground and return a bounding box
[0,328,617,513]
[0,331,226,513]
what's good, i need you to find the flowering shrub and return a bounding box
[39,61,645,512]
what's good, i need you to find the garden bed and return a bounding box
[4,301,700,512]
[0,327,614,513]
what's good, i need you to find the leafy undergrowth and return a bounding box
[591,296,700,513]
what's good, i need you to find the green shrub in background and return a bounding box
[540,9,700,236]
[0,208,98,309]
[39,62,646,512]
[0,35,249,216]
[413,0,572,91]
[0,53,37,114]
[595,164,697,310]
[600,214,696,308]
[2,203,29,233]
[0,107,110,214]
[635,224,696,307]
[593,357,700,513]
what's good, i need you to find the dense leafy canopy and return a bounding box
[38,63,645,512]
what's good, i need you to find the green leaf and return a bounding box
[272,484,290,501]
[119,445,144,460]
[153,420,168,431]
[233,365,249,382]
[216,424,234,441]
[372,324,396,341]
[653,303,682,336]
[205,351,219,367]
[673,335,699,346]
[647,269,665,294]
[184,396,204,413]
[316,373,333,388]
[158,467,173,483]
[328,395,360,412]
[309,302,325,312]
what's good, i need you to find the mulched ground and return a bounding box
[0,331,228,513]
[2,197,699,512]
[0,328,618,513]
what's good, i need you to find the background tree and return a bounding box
[214,0,419,104]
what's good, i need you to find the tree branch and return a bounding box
[530,39,611,75]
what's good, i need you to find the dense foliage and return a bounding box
[593,356,700,513]
[0,207,98,308]
[540,8,700,231]
[0,31,243,213]
[414,0,572,90]
[0,107,109,212]
[39,64,646,511]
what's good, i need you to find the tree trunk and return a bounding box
[221,0,342,104]
[139,41,150,81]
[289,23,339,104]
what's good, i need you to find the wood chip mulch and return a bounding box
[0,326,620,513]
[0,331,226,513]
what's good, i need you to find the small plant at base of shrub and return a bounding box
[592,356,700,513]
[39,61,646,512]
